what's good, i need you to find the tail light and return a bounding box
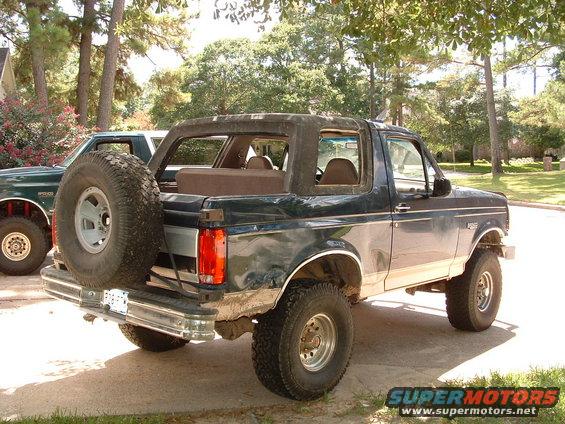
[51,213,57,248]
[198,228,226,285]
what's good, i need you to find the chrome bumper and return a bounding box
[41,266,217,341]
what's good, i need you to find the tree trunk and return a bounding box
[369,62,376,120]
[502,38,507,89]
[502,140,510,164]
[76,0,97,126]
[24,2,49,107]
[470,143,475,167]
[96,0,125,131]
[483,55,503,175]
[397,103,404,126]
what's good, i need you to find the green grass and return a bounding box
[452,170,565,205]
[439,161,560,174]
[445,366,565,423]
[5,367,564,424]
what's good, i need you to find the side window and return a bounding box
[95,141,132,154]
[387,138,427,194]
[316,132,360,185]
[169,138,224,166]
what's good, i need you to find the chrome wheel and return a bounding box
[299,313,337,372]
[476,271,493,312]
[2,232,31,261]
[75,187,112,254]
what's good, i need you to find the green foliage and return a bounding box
[0,96,92,168]
[510,55,565,151]
[148,10,370,125]
[169,138,224,166]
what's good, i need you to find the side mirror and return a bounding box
[432,178,451,197]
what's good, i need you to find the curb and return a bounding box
[508,201,565,212]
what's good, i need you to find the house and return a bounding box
[0,48,16,100]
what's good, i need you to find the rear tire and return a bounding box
[55,151,163,289]
[119,324,188,352]
[252,281,353,400]
[0,217,49,275]
[446,250,502,331]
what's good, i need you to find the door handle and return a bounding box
[395,203,411,213]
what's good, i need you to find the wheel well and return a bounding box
[288,253,362,298]
[0,199,50,229]
[475,229,503,256]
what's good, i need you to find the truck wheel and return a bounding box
[446,250,502,331]
[55,151,163,289]
[0,217,49,275]
[119,324,188,352]
[252,282,354,400]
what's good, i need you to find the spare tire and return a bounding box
[55,151,163,289]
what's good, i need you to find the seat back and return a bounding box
[176,168,285,196]
[246,156,273,170]
[318,158,359,185]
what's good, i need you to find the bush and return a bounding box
[455,149,472,162]
[0,96,92,169]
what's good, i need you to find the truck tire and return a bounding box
[252,281,354,400]
[119,324,188,352]
[446,250,502,332]
[0,216,49,275]
[55,151,163,289]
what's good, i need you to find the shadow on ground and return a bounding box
[0,297,516,418]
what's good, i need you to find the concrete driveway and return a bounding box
[1,206,564,419]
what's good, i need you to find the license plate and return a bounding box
[102,289,129,315]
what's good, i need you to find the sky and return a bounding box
[127,1,276,84]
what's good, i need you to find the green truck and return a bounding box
[0,131,166,275]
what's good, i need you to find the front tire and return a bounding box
[252,282,354,400]
[119,324,188,352]
[0,217,49,275]
[446,250,502,331]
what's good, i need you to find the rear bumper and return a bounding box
[41,266,217,341]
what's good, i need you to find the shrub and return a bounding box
[455,149,472,162]
[0,96,92,169]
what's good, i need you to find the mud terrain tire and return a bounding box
[252,281,354,400]
[55,151,163,289]
[446,249,502,331]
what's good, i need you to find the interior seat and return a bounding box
[246,156,273,170]
[176,168,285,196]
[319,158,359,185]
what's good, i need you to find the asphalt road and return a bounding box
[1,206,564,419]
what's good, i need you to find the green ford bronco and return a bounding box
[41,114,514,400]
[0,131,166,275]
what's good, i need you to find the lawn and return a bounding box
[452,170,565,206]
[438,161,561,174]
[7,367,564,423]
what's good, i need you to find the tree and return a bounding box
[510,56,565,154]
[96,0,125,131]
[1,0,70,107]
[226,0,562,174]
[76,0,97,125]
